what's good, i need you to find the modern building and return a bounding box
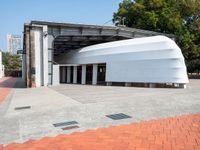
[22,21,188,88]
[7,34,22,55]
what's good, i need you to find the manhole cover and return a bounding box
[53,121,78,127]
[106,113,132,120]
[62,125,79,130]
[15,106,31,110]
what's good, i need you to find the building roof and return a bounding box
[24,21,175,56]
[80,35,177,52]
[29,20,174,37]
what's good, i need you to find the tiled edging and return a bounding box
[2,113,200,150]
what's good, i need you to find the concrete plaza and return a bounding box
[0,78,200,145]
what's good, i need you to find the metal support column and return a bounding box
[81,65,86,84]
[92,64,98,85]
[73,66,77,84]
[67,66,71,83]
[62,67,66,83]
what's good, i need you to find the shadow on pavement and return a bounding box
[0,77,26,88]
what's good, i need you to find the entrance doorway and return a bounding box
[59,66,67,83]
[59,66,63,83]
[97,63,106,85]
[77,66,82,84]
[70,66,73,83]
[86,65,93,84]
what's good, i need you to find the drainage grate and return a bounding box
[62,125,79,130]
[53,121,78,127]
[15,106,31,110]
[106,113,132,120]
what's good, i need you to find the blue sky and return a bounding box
[0,0,122,51]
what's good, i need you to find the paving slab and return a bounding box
[1,114,200,150]
[0,79,200,145]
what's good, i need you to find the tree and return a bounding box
[2,52,21,72]
[113,0,200,73]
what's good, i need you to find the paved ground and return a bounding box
[1,114,200,150]
[0,77,17,104]
[0,77,200,148]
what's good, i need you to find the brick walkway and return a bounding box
[1,114,200,150]
[0,77,17,105]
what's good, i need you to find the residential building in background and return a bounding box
[0,50,4,78]
[6,34,22,54]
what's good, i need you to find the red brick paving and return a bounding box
[0,77,17,105]
[1,114,200,150]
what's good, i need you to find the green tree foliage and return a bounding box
[113,0,200,72]
[2,52,21,72]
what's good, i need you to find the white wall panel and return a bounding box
[52,65,60,86]
[34,29,43,87]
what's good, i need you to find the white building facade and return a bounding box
[23,21,188,88]
[7,34,22,55]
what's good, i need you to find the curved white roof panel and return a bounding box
[58,36,188,84]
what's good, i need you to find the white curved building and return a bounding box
[23,21,188,88]
[57,36,188,88]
